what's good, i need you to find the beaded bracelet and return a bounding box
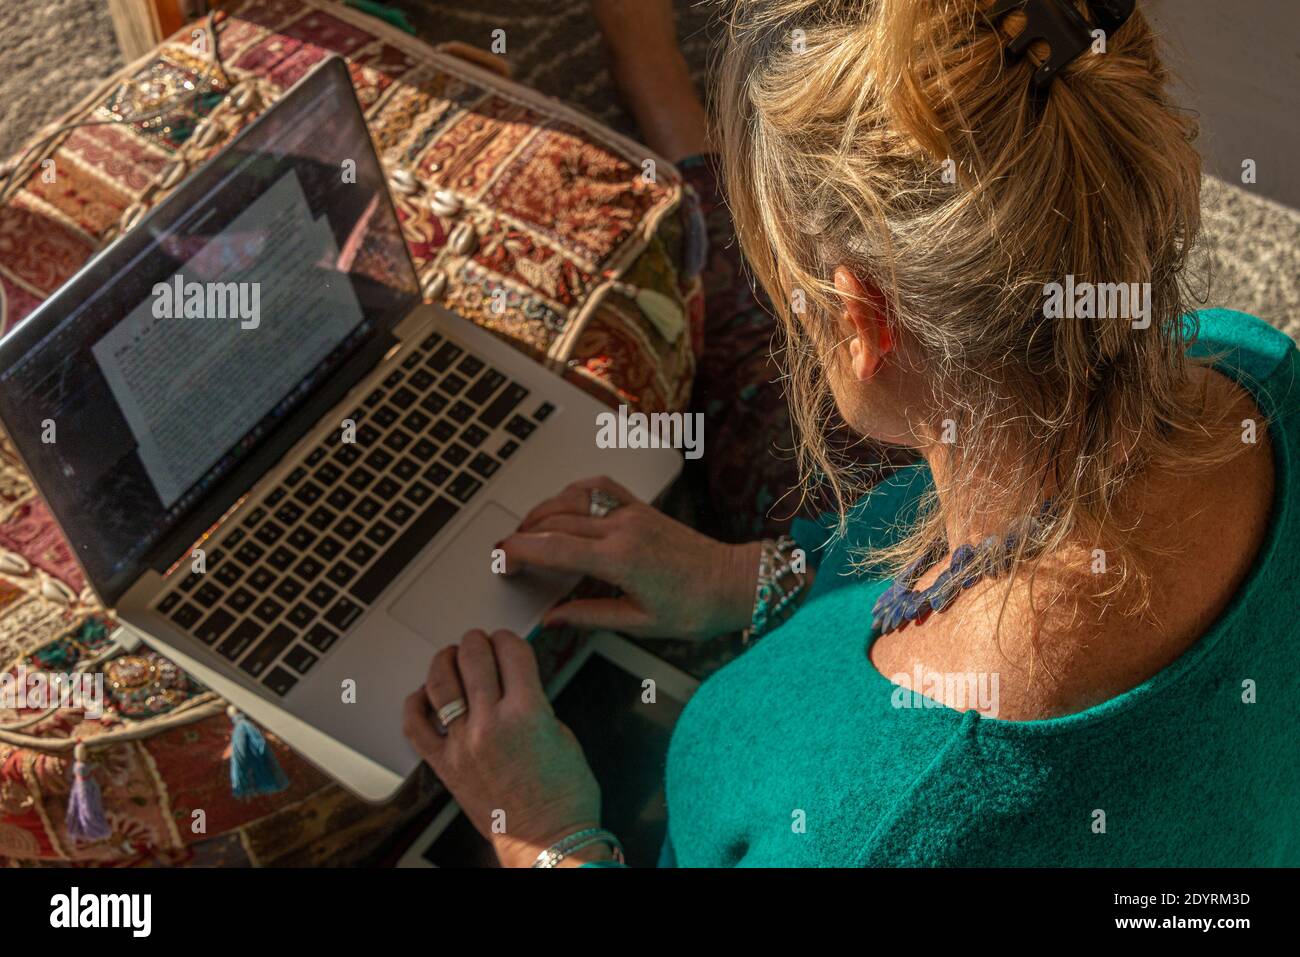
[742,535,810,644]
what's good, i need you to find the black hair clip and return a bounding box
[989,0,1136,91]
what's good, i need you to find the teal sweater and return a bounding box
[659,310,1299,867]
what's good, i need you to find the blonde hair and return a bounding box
[715,0,1237,616]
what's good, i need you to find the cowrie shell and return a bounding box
[422,271,448,301]
[450,222,477,256]
[430,189,461,218]
[0,552,30,574]
[390,168,418,194]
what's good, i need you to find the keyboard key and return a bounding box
[177,570,202,592]
[158,592,181,614]
[326,487,356,511]
[365,448,394,471]
[241,624,296,677]
[308,506,337,530]
[335,516,363,541]
[411,438,438,462]
[393,457,420,481]
[431,420,456,443]
[358,423,383,445]
[305,623,340,653]
[424,463,452,487]
[420,391,448,415]
[465,369,506,404]
[460,424,489,448]
[255,521,285,545]
[287,603,314,629]
[345,541,376,566]
[533,401,555,421]
[480,383,529,428]
[439,372,468,396]
[373,407,398,429]
[428,342,463,371]
[306,447,327,466]
[307,581,339,608]
[346,467,376,491]
[284,645,319,675]
[224,527,247,548]
[400,413,429,439]
[228,587,255,613]
[275,502,304,525]
[215,562,243,587]
[447,473,483,504]
[316,536,344,560]
[325,597,364,631]
[402,351,422,370]
[420,332,443,350]
[249,567,277,591]
[506,415,536,440]
[355,498,381,521]
[404,481,433,505]
[236,541,266,565]
[285,466,309,486]
[469,453,500,479]
[448,401,474,424]
[242,507,267,528]
[383,429,412,453]
[268,546,295,572]
[411,369,435,391]
[195,608,235,644]
[194,582,222,609]
[315,462,343,486]
[374,477,401,499]
[327,561,357,587]
[350,497,460,604]
[265,488,286,508]
[253,597,284,624]
[294,481,324,506]
[334,444,361,466]
[391,386,417,409]
[274,578,304,603]
[295,557,324,582]
[262,666,298,697]
[387,501,415,526]
[366,521,396,546]
[441,443,469,467]
[499,439,520,460]
[219,620,262,662]
[288,527,317,550]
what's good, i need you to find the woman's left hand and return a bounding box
[402,628,608,867]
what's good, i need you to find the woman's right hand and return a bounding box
[497,476,760,641]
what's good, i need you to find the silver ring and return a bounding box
[588,488,622,518]
[436,698,468,727]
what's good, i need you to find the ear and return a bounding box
[833,266,893,380]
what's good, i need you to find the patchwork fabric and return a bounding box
[0,0,700,865]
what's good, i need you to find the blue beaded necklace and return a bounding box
[870,505,1053,639]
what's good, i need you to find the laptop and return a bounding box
[0,57,681,801]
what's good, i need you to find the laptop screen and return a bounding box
[0,58,419,605]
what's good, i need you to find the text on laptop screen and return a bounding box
[0,59,419,603]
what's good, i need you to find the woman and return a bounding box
[402,0,1299,867]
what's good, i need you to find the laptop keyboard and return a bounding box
[152,330,556,697]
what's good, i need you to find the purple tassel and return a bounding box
[65,742,110,842]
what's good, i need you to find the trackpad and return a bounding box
[388,502,578,645]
